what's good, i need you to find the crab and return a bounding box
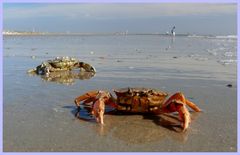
[74,87,201,131]
[27,56,96,75]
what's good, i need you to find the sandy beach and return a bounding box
[3,34,237,152]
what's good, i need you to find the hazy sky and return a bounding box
[3,3,237,35]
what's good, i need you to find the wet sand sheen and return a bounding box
[3,35,237,152]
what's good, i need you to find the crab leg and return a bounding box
[74,90,99,107]
[78,62,96,73]
[161,92,201,131]
[92,98,105,124]
[186,99,202,112]
[74,90,99,117]
[75,90,113,124]
[91,91,113,125]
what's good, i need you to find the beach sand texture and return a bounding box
[3,35,237,152]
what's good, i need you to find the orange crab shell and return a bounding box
[113,87,168,113]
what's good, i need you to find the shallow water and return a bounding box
[3,35,237,152]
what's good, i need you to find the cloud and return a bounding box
[3,3,237,20]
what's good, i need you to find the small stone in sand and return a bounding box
[173,56,178,59]
[226,84,233,88]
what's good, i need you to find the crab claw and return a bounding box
[74,90,99,117]
[92,98,105,124]
[162,92,201,131]
[78,62,96,73]
[74,90,111,124]
[91,91,111,124]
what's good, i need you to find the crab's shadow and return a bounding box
[62,105,95,122]
[142,113,200,132]
[62,105,201,132]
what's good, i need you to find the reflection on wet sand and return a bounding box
[75,105,201,144]
[28,71,95,85]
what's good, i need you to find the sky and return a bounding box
[3,3,237,35]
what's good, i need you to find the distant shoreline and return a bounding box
[2,32,183,36]
[3,32,237,40]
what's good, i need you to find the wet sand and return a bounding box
[3,35,237,152]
